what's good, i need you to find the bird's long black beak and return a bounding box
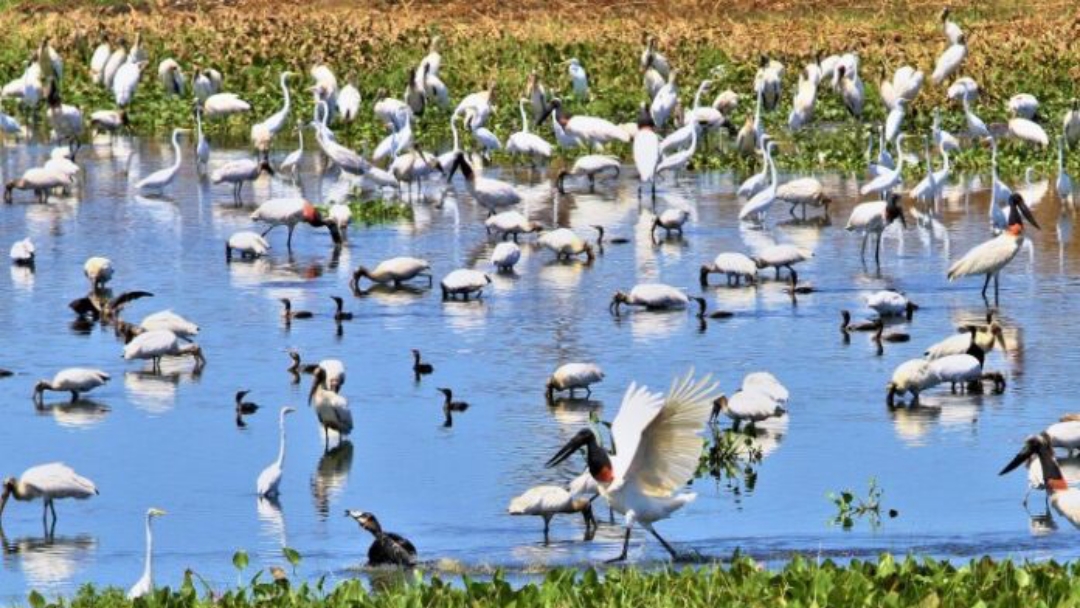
[1019,199,1040,230]
[545,431,591,468]
[536,102,554,128]
[999,445,1034,476]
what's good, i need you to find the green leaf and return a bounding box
[27,590,45,608]
[283,547,302,567]
[233,550,250,571]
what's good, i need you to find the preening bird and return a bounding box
[546,371,719,561]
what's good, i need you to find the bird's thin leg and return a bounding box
[860,233,868,259]
[874,233,882,266]
[994,273,1000,305]
[605,527,632,563]
[49,500,57,524]
[543,516,551,546]
[646,526,681,560]
[70,391,79,402]
[287,225,295,250]
[981,273,992,300]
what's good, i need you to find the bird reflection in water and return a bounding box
[311,441,353,519]
[0,527,97,593]
[34,400,111,430]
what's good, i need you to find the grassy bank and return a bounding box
[29,554,1080,607]
[0,1,1078,175]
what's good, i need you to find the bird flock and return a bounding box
[2,8,1080,593]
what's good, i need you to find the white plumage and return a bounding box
[90,42,111,85]
[127,508,166,600]
[611,283,688,313]
[560,155,621,191]
[865,290,916,318]
[742,372,789,406]
[507,485,592,541]
[656,122,698,178]
[135,128,185,193]
[486,211,540,240]
[84,257,114,291]
[924,324,1004,360]
[650,71,678,128]
[157,59,185,97]
[738,141,779,220]
[931,41,967,85]
[440,269,491,300]
[449,153,521,215]
[547,363,605,400]
[886,359,939,405]
[4,167,73,203]
[352,257,432,287]
[337,81,361,122]
[1009,117,1048,147]
[506,99,552,162]
[112,61,144,108]
[123,330,204,369]
[226,231,270,260]
[33,368,110,403]
[9,237,34,264]
[753,244,813,275]
[102,47,126,89]
[715,389,785,426]
[539,228,594,262]
[257,407,296,498]
[568,58,589,99]
[311,374,353,446]
[250,72,293,154]
[490,242,521,272]
[700,252,757,286]
[0,463,98,525]
[1008,94,1039,120]
[202,93,251,119]
[139,310,199,340]
[927,354,982,387]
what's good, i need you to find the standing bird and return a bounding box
[157,59,185,97]
[123,330,206,372]
[135,128,188,193]
[699,252,758,287]
[446,152,521,216]
[10,237,35,266]
[546,371,719,561]
[505,98,553,166]
[846,193,907,265]
[1065,99,1080,149]
[337,75,361,122]
[1,463,98,528]
[344,510,417,566]
[537,99,630,148]
[437,388,469,427]
[650,70,679,129]
[538,228,598,263]
[1057,135,1074,207]
[557,155,621,193]
[33,368,110,404]
[256,407,296,499]
[212,158,269,204]
[250,72,293,163]
[84,256,114,292]
[309,367,353,449]
[931,35,967,85]
[546,363,604,401]
[508,485,596,544]
[633,104,660,196]
[127,508,166,600]
[491,242,521,272]
[225,231,270,261]
[567,58,589,100]
[948,193,1040,302]
[250,198,342,250]
[651,208,690,241]
[1001,434,1080,527]
[112,60,145,110]
[941,7,964,44]
[90,37,111,85]
[865,290,918,320]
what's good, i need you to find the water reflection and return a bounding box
[35,400,111,430]
[0,529,97,593]
[311,441,353,519]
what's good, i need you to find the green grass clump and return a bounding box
[318,196,413,226]
[30,553,1080,607]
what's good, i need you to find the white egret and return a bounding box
[250,72,293,162]
[1058,135,1074,206]
[257,407,297,498]
[931,35,967,85]
[445,152,521,215]
[135,129,188,193]
[127,508,166,600]
[505,98,552,165]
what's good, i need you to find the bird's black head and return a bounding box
[1007,193,1040,230]
[536,98,563,127]
[886,193,907,228]
[345,509,381,534]
[1000,433,1051,476]
[236,390,250,402]
[637,103,655,129]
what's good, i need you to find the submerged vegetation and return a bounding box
[0,1,1077,175]
[31,553,1080,607]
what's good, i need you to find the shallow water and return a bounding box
[1,135,1079,599]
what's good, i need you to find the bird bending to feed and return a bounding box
[1001,434,1080,528]
[491,242,522,272]
[257,407,296,499]
[651,209,690,241]
[557,155,620,193]
[711,372,788,431]
[250,198,342,250]
[411,349,433,377]
[9,238,35,266]
[508,485,596,544]
[440,269,491,301]
[546,363,604,401]
[752,244,813,281]
[345,510,417,567]
[225,231,270,261]
[538,228,597,263]
[948,193,1040,302]
[351,257,433,290]
[865,290,918,320]
[122,330,205,372]
[546,371,719,561]
[1,463,98,528]
[610,284,688,316]
[127,508,166,599]
[84,256,114,292]
[438,388,469,427]
[699,253,757,287]
[33,368,110,404]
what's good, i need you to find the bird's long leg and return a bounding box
[994,272,1000,305]
[605,527,632,563]
[261,225,276,237]
[874,233,882,267]
[543,515,551,546]
[981,273,992,300]
[646,525,681,560]
[286,225,295,250]
[49,499,57,524]
[70,391,79,402]
[860,232,868,259]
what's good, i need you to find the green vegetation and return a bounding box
[317,196,414,226]
[695,425,763,498]
[29,553,1080,607]
[828,477,899,530]
[0,1,1077,177]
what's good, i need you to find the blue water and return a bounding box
[1,134,1078,600]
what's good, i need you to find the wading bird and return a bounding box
[351,257,433,289]
[699,252,757,287]
[310,367,352,448]
[438,388,469,427]
[546,363,604,401]
[250,198,342,250]
[1001,434,1080,527]
[508,485,596,544]
[948,193,1040,302]
[546,371,718,561]
[257,407,296,499]
[845,193,907,265]
[345,510,417,566]
[33,368,110,404]
[122,330,205,372]
[440,269,491,301]
[127,508,166,599]
[610,284,689,316]
[1,463,98,528]
[135,128,188,193]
